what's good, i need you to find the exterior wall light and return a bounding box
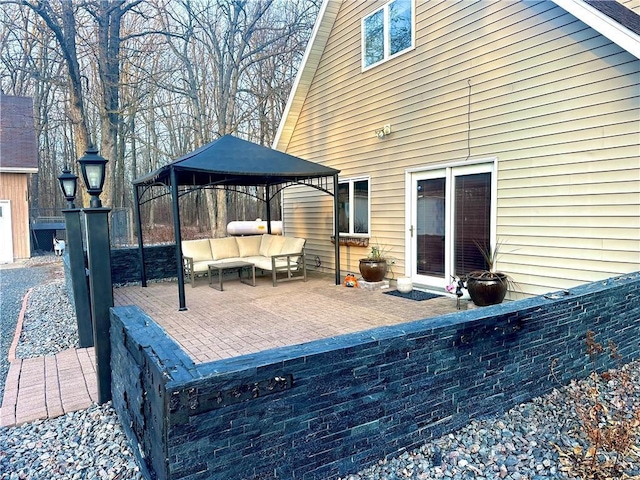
[374,124,392,139]
[58,167,78,208]
[77,145,108,208]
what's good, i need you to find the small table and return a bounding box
[208,261,256,291]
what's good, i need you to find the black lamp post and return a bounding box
[58,166,94,349]
[76,145,113,404]
[58,167,78,209]
[77,145,108,208]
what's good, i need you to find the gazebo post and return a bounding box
[133,184,147,287]
[171,167,187,311]
[333,174,341,285]
[265,185,272,234]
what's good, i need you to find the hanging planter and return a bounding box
[331,236,369,247]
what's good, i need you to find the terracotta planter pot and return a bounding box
[466,271,508,306]
[359,259,388,282]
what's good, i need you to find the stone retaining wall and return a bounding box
[111,272,640,480]
[110,244,176,284]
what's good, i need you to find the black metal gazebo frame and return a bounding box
[132,135,341,310]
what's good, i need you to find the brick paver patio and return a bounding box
[1,271,460,427]
[113,272,460,363]
[1,348,97,427]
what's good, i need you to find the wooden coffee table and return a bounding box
[208,261,256,291]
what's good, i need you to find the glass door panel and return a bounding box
[453,172,491,276]
[409,163,494,290]
[416,178,445,277]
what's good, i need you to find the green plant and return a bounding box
[473,238,506,275]
[469,239,521,286]
[365,240,390,261]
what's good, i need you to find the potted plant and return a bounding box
[359,242,389,282]
[464,239,513,306]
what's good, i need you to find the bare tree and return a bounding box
[0,0,320,242]
[20,1,90,174]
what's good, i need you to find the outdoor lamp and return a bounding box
[78,145,108,208]
[58,167,78,208]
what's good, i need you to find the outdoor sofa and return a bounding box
[181,233,306,287]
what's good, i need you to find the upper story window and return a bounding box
[338,177,370,236]
[362,0,414,70]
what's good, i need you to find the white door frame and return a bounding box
[404,158,498,290]
[0,199,14,264]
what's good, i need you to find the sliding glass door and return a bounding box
[410,163,494,289]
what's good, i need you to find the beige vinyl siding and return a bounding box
[618,0,640,16]
[0,173,31,260]
[281,0,640,296]
[282,185,335,270]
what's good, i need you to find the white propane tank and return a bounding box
[227,219,283,235]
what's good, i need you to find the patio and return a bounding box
[110,270,640,480]
[113,271,460,364]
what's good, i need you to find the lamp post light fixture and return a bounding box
[58,166,94,348]
[58,167,78,208]
[73,144,114,403]
[78,145,108,208]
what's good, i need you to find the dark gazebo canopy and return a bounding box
[135,134,340,188]
[132,135,341,310]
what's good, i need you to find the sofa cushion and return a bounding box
[209,237,240,260]
[252,257,299,272]
[191,260,214,273]
[261,235,287,257]
[280,237,305,263]
[240,255,265,266]
[281,237,305,255]
[182,239,212,262]
[258,234,275,257]
[236,235,262,257]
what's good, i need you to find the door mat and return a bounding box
[383,289,442,301]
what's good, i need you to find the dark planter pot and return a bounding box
[359,259,388,282]
[466,271,508,306]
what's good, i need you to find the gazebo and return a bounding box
[132,135,341,310]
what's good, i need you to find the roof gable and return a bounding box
[273,0,341,152]
[585,0,640,35]
[274,0,640,152]
[552,0,640,57]
[0,95,38,172]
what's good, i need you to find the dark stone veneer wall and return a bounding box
[110,244,176,284]
[110,272,639,480]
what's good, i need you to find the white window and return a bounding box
[362,0,414,70]
[338,177,370,236]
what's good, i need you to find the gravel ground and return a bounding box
[0,256,143,480]
[14,276,79,359]
[1,258,638,479]
[0,256,62,399]
[340,360,640,480]
[0,404,143,480]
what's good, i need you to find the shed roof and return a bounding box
[0,95,38,173]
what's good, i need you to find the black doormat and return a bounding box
[383,289,442,301]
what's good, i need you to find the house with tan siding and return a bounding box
[0,95,38,263]
[274,0,639,298]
